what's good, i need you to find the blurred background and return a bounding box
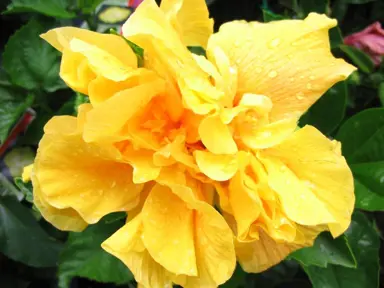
[0,0,383,287]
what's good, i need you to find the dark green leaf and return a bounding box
[109,28,144,67]
[331,0,348,22]
[290,232,356,268]
[329,27,343,49]
[336,108,384,163]
[77,0,104,14]
[3,19,66,92]
[340,45,375,74]
[303,212,380,288]
[74,93,90,114]
[58,219,133,288]
[0,196,63,267]
[262,9,285,22]
[343,0,377,4]
[188,46,207,57]
[14,177,33,203]
[219,265,247,288]
[379,82,384,107]
[4,0,75,18]
[336,108,384,206]
[0,86,34,144]
[0,68,12,87]
[299,0,327,15]
[0,174,24,200]
[299,82,347,135]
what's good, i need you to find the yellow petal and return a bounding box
[208,13,356,121]
[68,38,137,82]
[160,0,213,48]
[102,215,173,287]
[32,171,88,232]
[194,150,238,181]
[60,49,95,94]
[183,205,236,287]
[258,125,354,237]
[35,117,143,224]
[141,184,197,276]
[40,27,136,67]
[88,69,158,105]
[199,114,237,154]
[83,80,165,143]
[22,164,34,182]
[123,0,221,115]
[236,229,300,273]
[237,118,298,149]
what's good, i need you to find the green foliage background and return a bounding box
[0,0,383,287]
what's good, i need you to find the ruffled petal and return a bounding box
[141,184,197,276]
[236,229,300,273]
[199,114,237,155]
[102,215,173,288]
[258,125,354,237]
[160,0,213,48]
[208,13,356,121]
[83,80,165,143]
[194,150,238,181]
[34,116,143,224]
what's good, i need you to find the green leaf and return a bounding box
[219,265,247,288]
[0,86,34,144]
[74,93,90,114]
[0,68,12,87]
[336,108,384,207]
[299,82,347,135]
[339,45,375,74]
[379,82,384,107]
[77,0,104,14]
[0,196,63,267]
[262,9,285,22]
[109,28,144,67]
[0,174,24,200]
[303,212,380,288]
[300,0,327,15]
[343,0,376,4]
[329,27,344,49]
[290,232,356,268]
[14,177,33,203]
[58,218,133,288]
[2,19,67,92]
[188,46,207,57]
[4,0,75,18]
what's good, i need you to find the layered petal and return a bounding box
[236,229,300,273]
[160,0,213,48]
[102,215,173,288]
[208,13,356,121]
[258,125,354,237]
[122,0,222,115]
[34,116,143,224]
[41,27,137,94]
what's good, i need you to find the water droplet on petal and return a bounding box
[306,83,313,90]
[268,70,277,78]
[269,38,281,48]
[110,181,116,188]
[309,75,315,80]
[295,92,305,100]
[229,66,236,74]
[289,77,295,82]
[234,40,240,47]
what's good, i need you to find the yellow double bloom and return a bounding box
[24,0,356,286]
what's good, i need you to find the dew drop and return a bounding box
[289,77,295,82]
[269,38,281,48]
[295,92,305,100]
[309,75,315,80]
[110,181,116,188]
[229,66,236,74]
[268,70,277,78]
[306,83,313,90]
[234,40,240,47]
[255,67,262,73]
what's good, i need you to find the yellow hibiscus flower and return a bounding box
[25,0,356,286]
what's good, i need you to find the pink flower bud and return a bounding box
[344,22,384,66]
